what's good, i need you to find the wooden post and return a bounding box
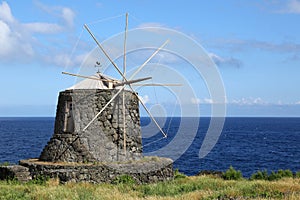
[122,13,128,156]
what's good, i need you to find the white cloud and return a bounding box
[139,95,150,104]
[23,22,63,34]
[62,8,75,27]
[0,20,34,59]
[0,1,14,23]
[258,0,300,14]
[227,98,300,106]
[0,1,76,65]
[191,97,201,104]
[35,1,75,27]
[211,38,300,53]
[231,97,268,105]
[0,20,15,56]
[45,53,90,69]
[208,53,242,68]
[152,50,182,64]
[203,98,214,104]
[209,38,300,64]
[124,48,182,67]
[191,97,214,104]
[280,0,300,14]
[192,97,300,106]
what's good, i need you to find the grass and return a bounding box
[1,174,300,199]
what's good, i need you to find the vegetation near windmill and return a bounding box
[1,168,300,200]
[250,169,294,181]
[221,167,295,181]
[111,174,137,185]
[296,171,300,178]
[0,162,10,167]
[250,169,269,180]
[222,165,243,180]
[174,169,187,179]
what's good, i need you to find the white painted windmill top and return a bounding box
[67,72,121,90]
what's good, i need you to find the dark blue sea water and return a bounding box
[0,117,299,177]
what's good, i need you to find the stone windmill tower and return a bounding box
[1,14,176,184]
[39,13,168,163]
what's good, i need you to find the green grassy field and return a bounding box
[1,174,300,200]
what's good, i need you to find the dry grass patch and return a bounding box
[0,176,300,199]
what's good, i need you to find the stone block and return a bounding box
[0,165,32,183]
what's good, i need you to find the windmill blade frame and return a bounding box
[84,21,169,138]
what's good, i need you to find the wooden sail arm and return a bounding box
[114,77,152,87]
[132,83,182,86]
[82,85,126,131]
[136,93,167,138]
[84,24,127,82]
[122,13,128,155]
[62,71,118,83]
[129,40,169,80]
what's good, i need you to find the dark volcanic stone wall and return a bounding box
[19,157,174,184]
[40,89,142,162]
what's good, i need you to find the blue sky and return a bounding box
[0,0,300,117]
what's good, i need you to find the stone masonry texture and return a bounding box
[39,89,142,163]
[19,157,174,184]
[0,88,174,184]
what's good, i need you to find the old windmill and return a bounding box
[39,13,175,163]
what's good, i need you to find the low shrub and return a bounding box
[222,166,243,180]
[0,162,10,166]
[28,175,50,185]
[277,169,293,178]
[174,169,187,179]
[251,169,294,181]
[112,174,136,185]
[196,170,223,178]
[250,170,268,180]
[296,171,300,178]
[268,169,293,181]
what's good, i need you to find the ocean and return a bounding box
[0,117,299,177]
